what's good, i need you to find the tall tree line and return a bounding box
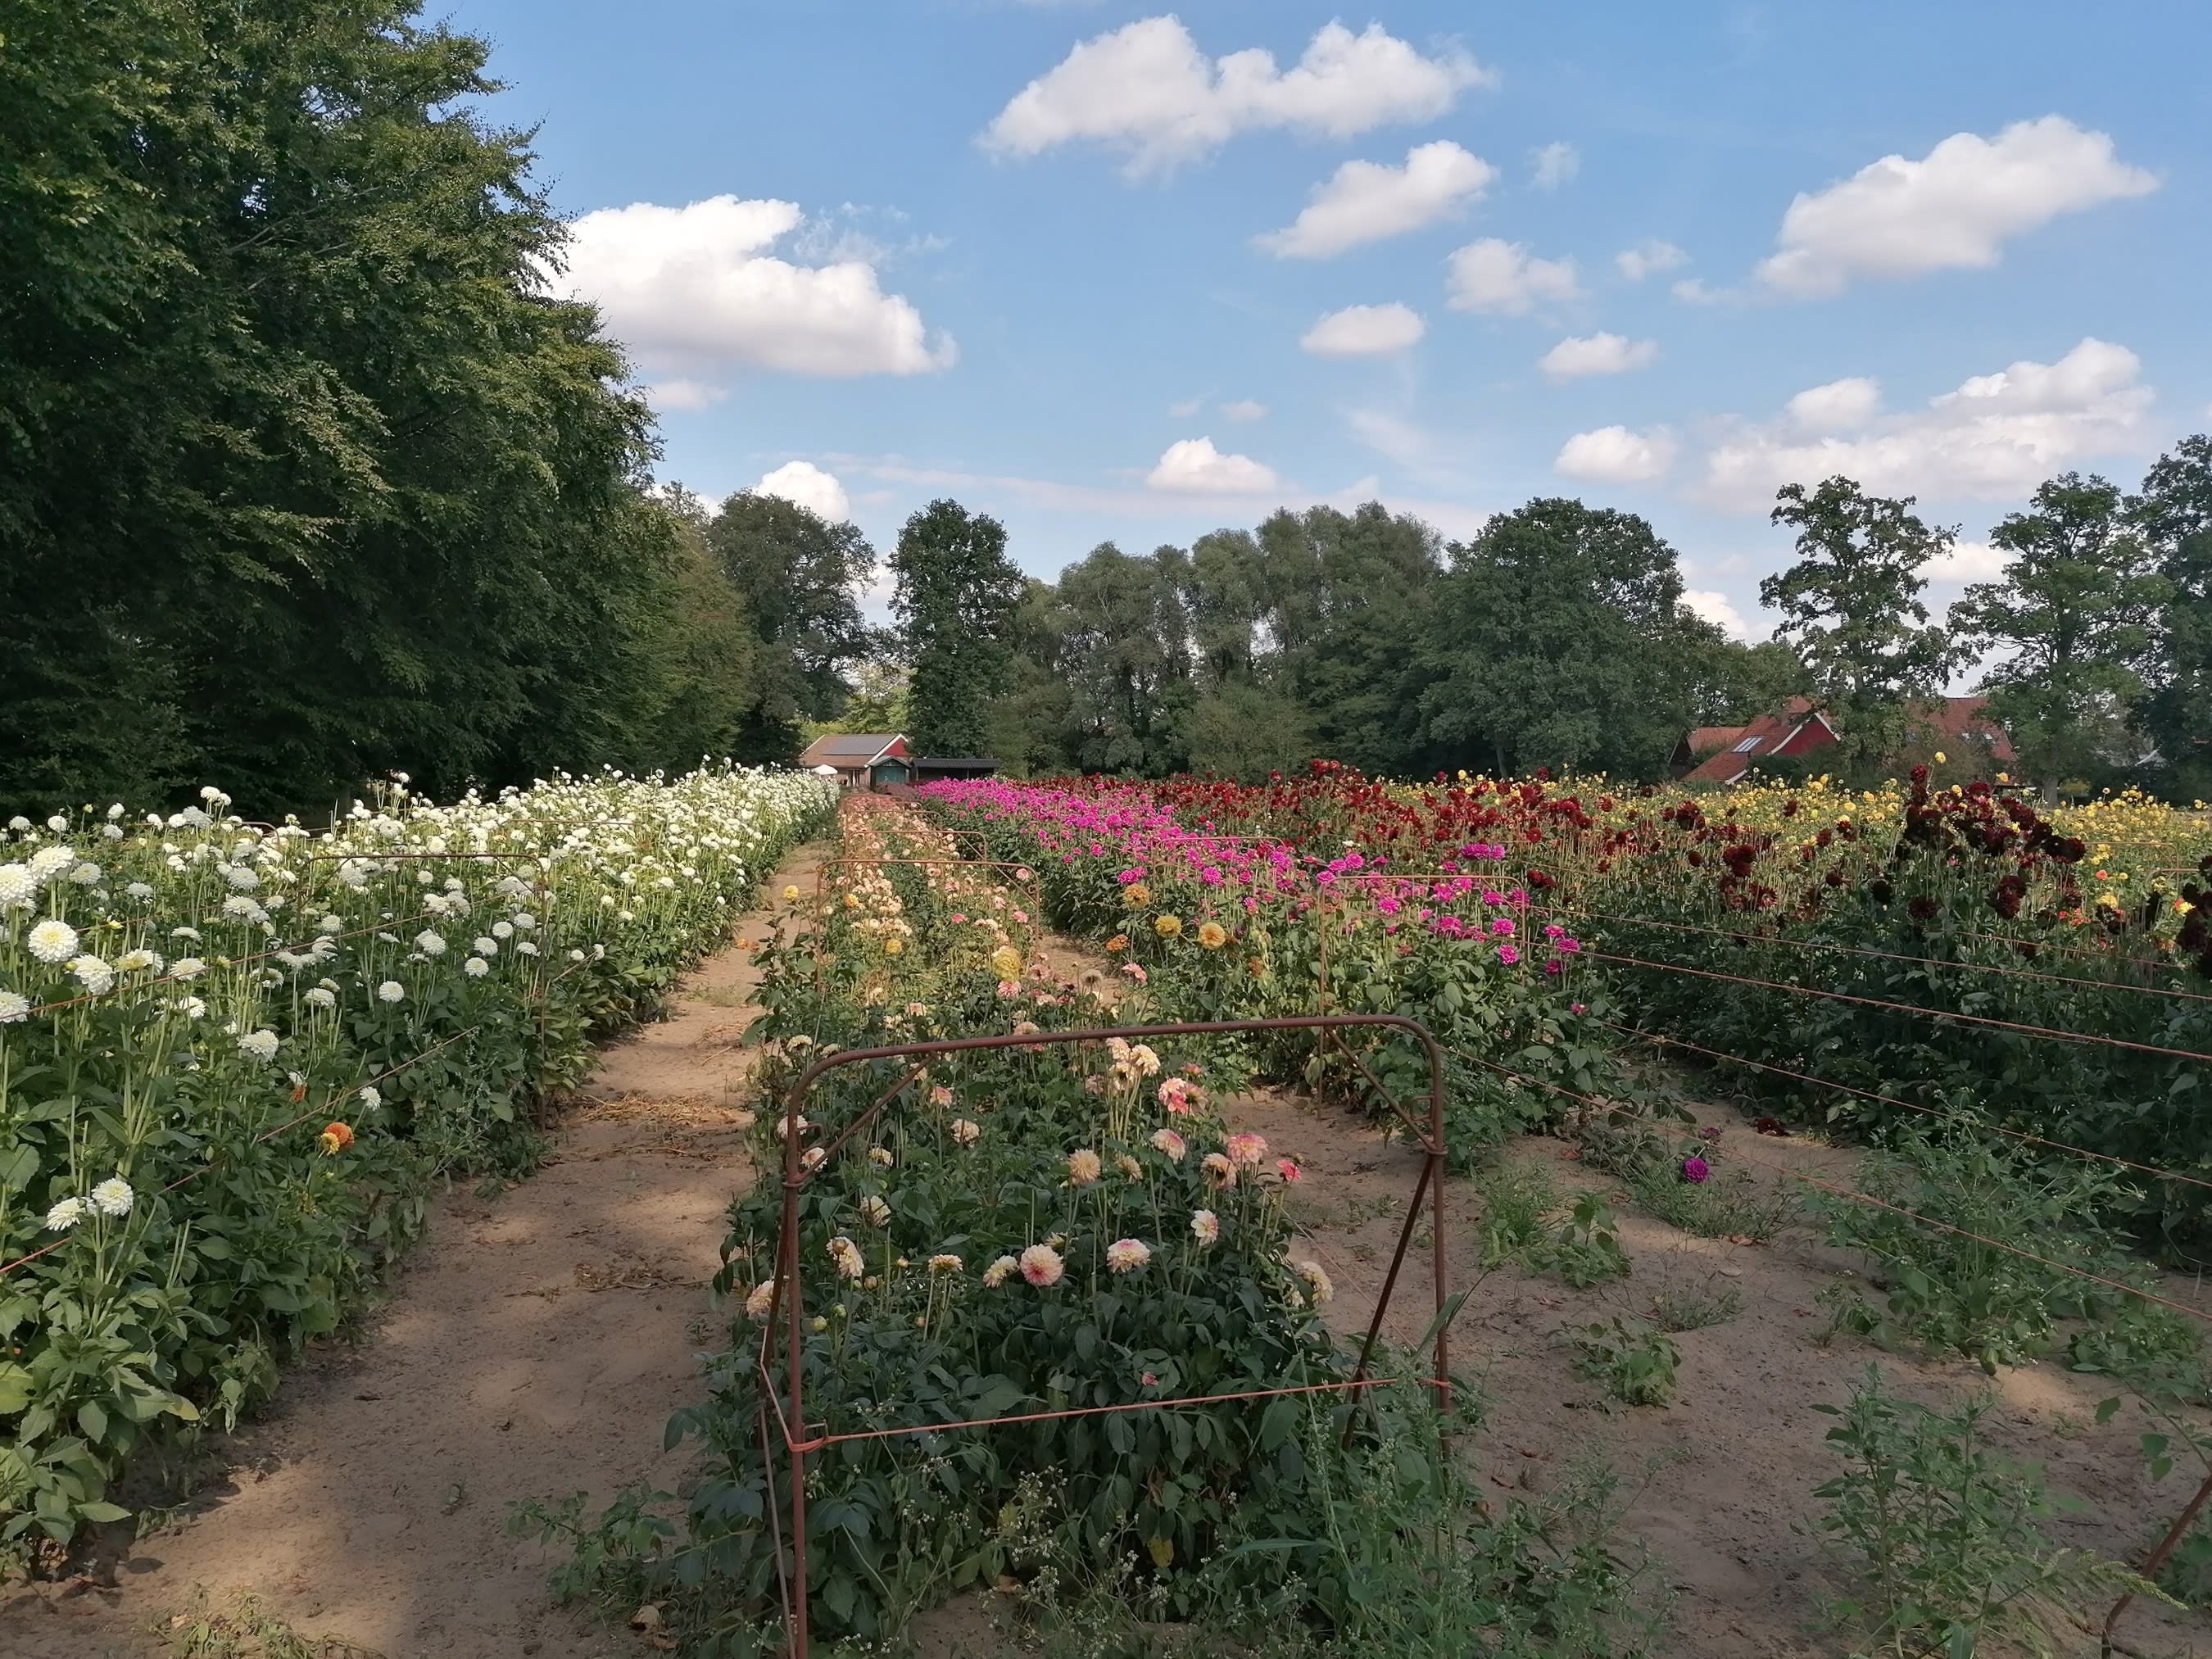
[978,500,1799,784]
[964,441,2212,796]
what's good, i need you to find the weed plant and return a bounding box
[1814,1130,2199,1375]
[1811,1367,2162,1657]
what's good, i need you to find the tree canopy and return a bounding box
[0,0,753,813]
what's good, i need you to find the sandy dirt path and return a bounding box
[3,846,826,1659]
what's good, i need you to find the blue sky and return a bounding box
[448,0,2210,639]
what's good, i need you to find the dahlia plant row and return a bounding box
[650,798,1358,1644]
[0,765,832,1551]
[970,762,2212,1246]
[911,778,1623,1160]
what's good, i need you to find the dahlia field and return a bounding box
[536,794,1625,1653]
[0,766,832,1549]
[918,767,2212,1245]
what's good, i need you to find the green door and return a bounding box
[871,759,910,788]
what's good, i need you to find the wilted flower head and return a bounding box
[950,1117,981,1146]
[1224,1132,1268,1168]
[1150,1127,1187,1162]
[746,1280,777,1321]
[859,1194,891,1227]
[827,1235,865,1280]
[982,1254,1018,1288]
[1294,1260,1333,1305]
[1202,1152,1237,1190]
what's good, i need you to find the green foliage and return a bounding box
[1199,1391,1666,1657]
[1812,1131,2189,1375]
[1419,498,1752,778]
[894,499,1026,759]
[1478,1178,1630,1290]
[1625,1146,1797,1244]
[1811,1367,2161,1657]
[2133,434,2212,804]
[1568,1319,1681,1407]
[0,0,737,812]
[1947,472,2168,790]
[1649,1276,1743,1333]
[705,491,877,761]
[1761,478,1966,782]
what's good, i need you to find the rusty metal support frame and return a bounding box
[760,1012,1453,1659]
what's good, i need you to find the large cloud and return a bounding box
[552,196,954,398]
[1755,117,2155,298]
[753,460,851,522]
[1554,425,1675,483]
[1300,302,1427,357]
[982,17,1492,175]
[1445,238,1582,315]
[1257,141,1495,258]
[1146,437,1282,493]
[1699,338,2153,511]
[1539,333,1657,380]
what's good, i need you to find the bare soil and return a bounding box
[1,847,827,1659]
[1219,1085,2212,1659]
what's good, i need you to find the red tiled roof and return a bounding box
[1680,700,1834,784]
[1912,696,2018,764]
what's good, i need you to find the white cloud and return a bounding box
[1539,333,1658,381]
[646,379,728,412]
[1167,395,1204,417]
[1256,140,1495,258]
[1670,276,1731,305]
[1784,376,1883,433]
[982,17,1493,175]
[1147,437,1282,494]
[1445,238,1583,315]
[555,196,954,396]
[1699,338,2153,511]
[1755,116,2157,298]
[1684,590,1754,640]
[1554,424,1675,483]
[1530,141,1580,191]
[754,460,852,522]
[1616,240,1688,282]
[1927,539,2011,585]
[1221,398,1268,422]
[1301,301,1427,357]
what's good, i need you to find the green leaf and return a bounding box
[76,1401,107,1444]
